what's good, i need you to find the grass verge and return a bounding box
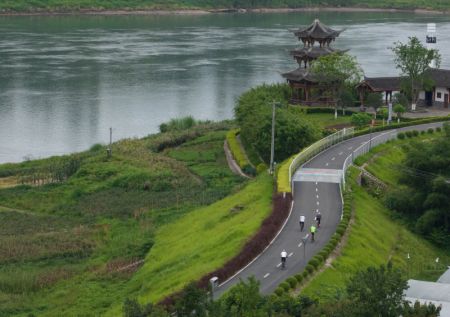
[301,167,449,301]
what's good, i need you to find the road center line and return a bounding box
[316,194,319,199]
[348,146,353,150]
[298,242,303,248]
[316,201,320,205]
[276,263,281,268]
[331,157,335,161]
[264,273,270,279]
[316,209,319,212]
[315,188,318,192]
[339,152,343,155]
[325,162,329,166]
[288,252,293,257]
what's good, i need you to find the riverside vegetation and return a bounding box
[0,119,271,316]
[2,0,450,12]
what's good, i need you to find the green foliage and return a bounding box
[365,93,383,114]
[0,125,249,316]
[256,163,268,174]
[286,277,297,288]
[3,0,450,12]
[398,132,405,139]
[337,89,355,114]
[346,264,408,317]
[393,92,410,108]
[226,129,251,170]
[394,104,406,118]
[235,84,320,164]
[391,36,441,105]
[351,112,372,128]
[159,116,203,133]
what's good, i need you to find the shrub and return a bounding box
[308,258,319,269]
[295,274,303,283]
[436,127,442,132]
[427,128,434,134]
[412,130,419,137]
[336,227,345,236]
[280,282,290,292]
[302,271,309,279]
[420,130,426,135]
[397,132,406,139]
[286,277,297,288]
[351,113,372,128]
[405,131,413,138]
[306,264,315,274]
[313,255,324,264]
[242,164,256,176]
[256,163,268,174]
[274,287,284,296]
[226,129,250,169]
[318,250,328,260]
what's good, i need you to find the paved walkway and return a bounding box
[215,122,444,297]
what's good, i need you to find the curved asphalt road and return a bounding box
[215,122,444,297]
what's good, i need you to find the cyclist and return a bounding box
[281,249,287,269]
[315,211,322,228]
[299,215,305,231]
[310,225,316,242]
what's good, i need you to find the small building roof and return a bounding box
[293,19,344,40]
[357,76,401,92]
[427,68,450,87]
[282,67,318,83]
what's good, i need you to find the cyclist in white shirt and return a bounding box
[299,215,305,231]
[281,250,287,268]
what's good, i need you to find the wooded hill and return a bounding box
[1,0,450,13]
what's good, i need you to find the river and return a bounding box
[1,12,450,163]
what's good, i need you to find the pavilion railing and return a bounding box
[288,127,355,188]
[341,130,398,189]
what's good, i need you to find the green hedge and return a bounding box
[226,129,251,171]
[354,115,450,137]
[276,154,296,193]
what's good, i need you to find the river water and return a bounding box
[1,12,450,163]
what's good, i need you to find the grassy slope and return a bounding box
[302,135,450,300]
[1,0,449,12]
[103,173,273,315]
[0,126,252,316]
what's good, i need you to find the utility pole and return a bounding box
[270,101,276,174]
[107,127,112,157]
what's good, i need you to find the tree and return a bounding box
[346,263,408,317]
[393,104,406,122]
[351,113,372,129]
[310,52,363,119]
[391,37,441,111]
[365,93,383,118]
[174,282,210,317]
[402,300,441,317]
[337,89,355,115]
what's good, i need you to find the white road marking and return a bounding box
[264,273,270,279]
[316,195,319,199]
[315,188,318,192]
[316,201,320,205]
[348,146,353,150]
[316,209,319,212]
[331,157,335,161]
[325,162,329,166]
[315,182,318,185]
[276,263,281,268]
[288,252,293,257]
[298,242,303,248]
[339,152,343,155]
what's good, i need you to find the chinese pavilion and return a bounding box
[282,19,346,105]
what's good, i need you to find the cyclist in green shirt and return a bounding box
[310,225,316,242]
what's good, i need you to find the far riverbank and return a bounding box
[1,6,449,16]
